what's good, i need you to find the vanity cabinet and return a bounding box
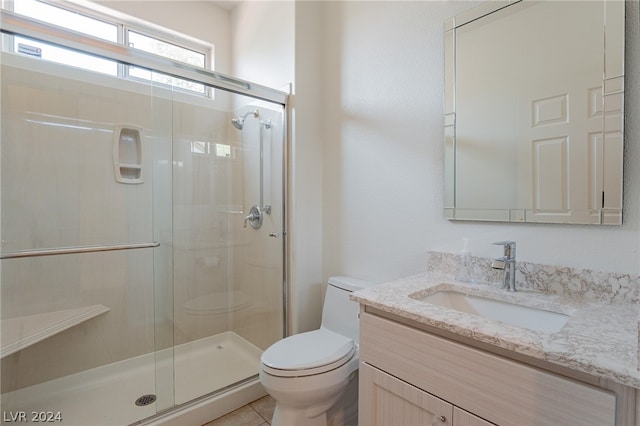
[358,310,617,426]
[360,362,493,425]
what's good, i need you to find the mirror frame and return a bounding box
[443,0,625,225]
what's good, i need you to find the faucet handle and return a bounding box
[492,241,516,258]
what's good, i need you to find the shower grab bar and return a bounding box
[0,241,160,259]
[0,10,288,105]
[259,120,273,215]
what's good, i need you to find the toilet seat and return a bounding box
[261,328,355,377]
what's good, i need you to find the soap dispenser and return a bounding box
[455,238,474,283]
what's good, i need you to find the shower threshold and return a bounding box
[1,332,263,426]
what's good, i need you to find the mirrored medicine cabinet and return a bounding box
[443,0,625,225]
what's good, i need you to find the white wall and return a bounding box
[311,1,640,295]
[231,1,294,91]
[289,1,325,333]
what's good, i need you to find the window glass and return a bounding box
[14,0,117,42]
[128,67,206,94]
[128,31,205,68]
[128,31,206,93]
[216,144,232,158]
[14,36,118,75]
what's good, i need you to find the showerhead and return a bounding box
[231,116,245,130]
[231,109,259,130]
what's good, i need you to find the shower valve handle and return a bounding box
[244,205,263,230]
[243,212,256,228]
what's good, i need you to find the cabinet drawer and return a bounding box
[360,311,616,425]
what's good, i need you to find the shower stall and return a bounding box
[0,10,287,426]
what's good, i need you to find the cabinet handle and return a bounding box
[433,415,446,425]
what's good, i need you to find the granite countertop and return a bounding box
[351,271,640,389]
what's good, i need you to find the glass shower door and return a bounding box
[0,43,286,426]
[0,54,171,425]
[169,90,285,404]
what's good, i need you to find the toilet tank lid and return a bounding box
[328,276,377,292]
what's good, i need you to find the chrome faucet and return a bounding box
[491,241,516,291]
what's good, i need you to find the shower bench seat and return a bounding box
[1,304,110,358]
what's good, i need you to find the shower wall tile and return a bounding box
[1,60,161,392]
[170,101,285,349]
[1,64,154,252]
[230,106,285,351]
[231,222,284,351]
[171,101,238,345]
[1,55,287,394]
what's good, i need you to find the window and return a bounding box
[190,141,210,155]
[5,0,212,96]
[215,143,232,158]
[190,141,233,158]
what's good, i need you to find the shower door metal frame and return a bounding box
[0,10,288,105]
[0,1,291,388]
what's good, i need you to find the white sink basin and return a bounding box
[415,290,569,333]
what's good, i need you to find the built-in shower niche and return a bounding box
[113,125,143,184]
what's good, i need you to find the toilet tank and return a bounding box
[321,276,376,343]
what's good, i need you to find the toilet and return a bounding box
[259,276,375,426]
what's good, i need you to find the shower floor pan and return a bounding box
[1,331,263,426]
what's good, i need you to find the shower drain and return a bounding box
[135,394,157,407]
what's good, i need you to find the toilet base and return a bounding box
[271,406,328,426]
[268,370,359,426]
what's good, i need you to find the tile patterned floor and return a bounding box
[202,395,275,426]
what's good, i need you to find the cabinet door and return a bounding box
[453,407,494,426]
[359,362,453,426]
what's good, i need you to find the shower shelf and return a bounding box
[1,304,110,359]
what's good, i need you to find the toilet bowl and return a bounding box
[259,276,375,426]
